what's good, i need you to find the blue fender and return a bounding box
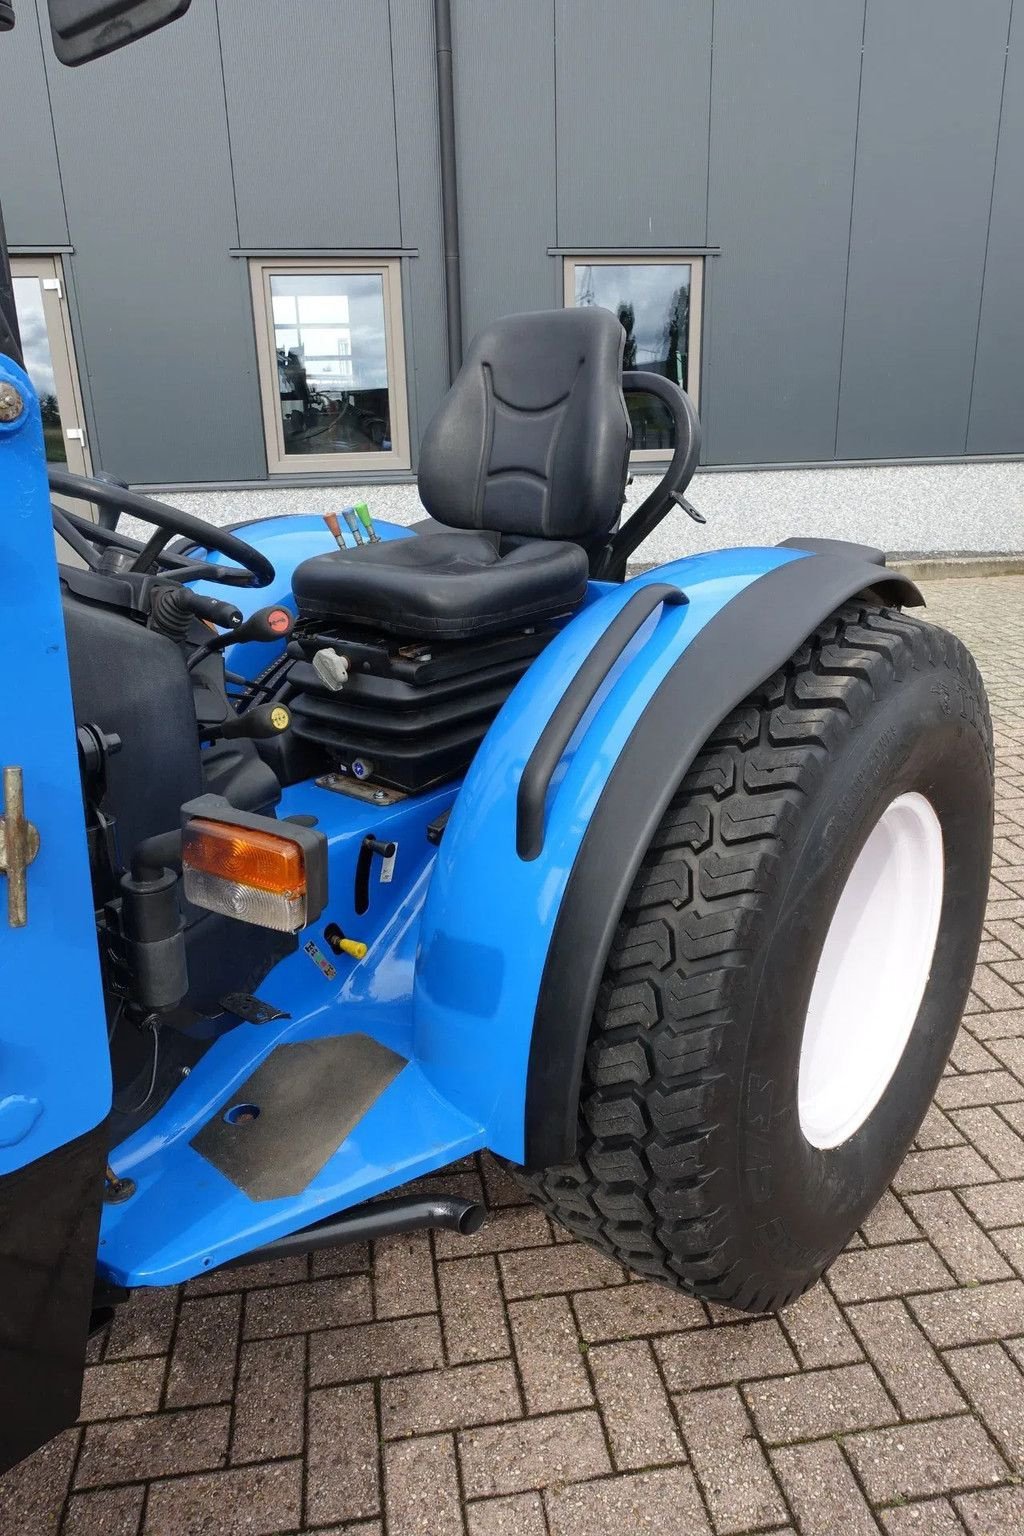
[413,543,921,1166]
[412,547,801,1161]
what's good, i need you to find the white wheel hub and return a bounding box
[797,791,945,1150]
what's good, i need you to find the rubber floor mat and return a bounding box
[191,1033,408,1200]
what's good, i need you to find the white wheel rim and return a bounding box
[797,791,945,1150]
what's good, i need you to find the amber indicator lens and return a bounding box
[182,818,305,896]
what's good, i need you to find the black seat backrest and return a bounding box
[418,308,632,543]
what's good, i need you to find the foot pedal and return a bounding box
[219,993,290,1025]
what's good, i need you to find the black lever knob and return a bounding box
[179,591,243,628]
[187,604,294,672]
[204,703,291,743]
[221,605,294,649]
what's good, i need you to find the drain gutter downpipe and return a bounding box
[434,0,463,382]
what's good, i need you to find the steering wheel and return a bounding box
[49,467,275,589]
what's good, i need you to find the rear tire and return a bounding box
[521,602,993,1312]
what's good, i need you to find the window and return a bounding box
[11,256,89,475]
[564,256,702,456]
[251,260,409,473]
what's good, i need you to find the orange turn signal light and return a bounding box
[179,795,328,935]
[182,818,305,896]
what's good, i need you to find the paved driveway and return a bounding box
[3,576,1023,1536]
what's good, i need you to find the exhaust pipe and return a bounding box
[218,1193,486,1271]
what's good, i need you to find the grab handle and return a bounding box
[516,583,686,860]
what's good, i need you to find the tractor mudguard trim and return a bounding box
[778,535,889,567]
[524,549,923,1170]
[516,582,687,859]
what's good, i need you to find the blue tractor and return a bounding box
[0,0,994,1473]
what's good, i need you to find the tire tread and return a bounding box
[519,602,993,1308]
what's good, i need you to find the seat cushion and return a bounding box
[291,529,589,640]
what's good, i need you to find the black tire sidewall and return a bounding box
[729,659,992,1286]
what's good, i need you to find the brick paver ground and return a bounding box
[4,575,1024,1536]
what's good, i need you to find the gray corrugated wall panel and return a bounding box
[968,0,1024,455]
[703,0,864,465]
[554,0,711,247]
[836,0,1011,460]
[39,0,265,483]
[389,0,447,458]
[0,5,67,245]
[453,0,558,343]
[218,0,400,250]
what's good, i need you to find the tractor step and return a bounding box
[98,1037,484,1286]
[96,777,484,1287]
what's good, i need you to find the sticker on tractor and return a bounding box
[303,939,337,981]
[380,844,397,884]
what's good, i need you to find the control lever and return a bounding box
[187,604,294,672]
[150,584,243,642]
[354,836,397,916]
[202,702,292,743]
[178,590,243,628]
[312,648,349,691]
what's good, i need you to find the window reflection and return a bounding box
[12,276,66,463]
[573,262,694,450]
[270,273,392,456]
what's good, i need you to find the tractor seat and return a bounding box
[291,530,587,640]
[291,307,631,641]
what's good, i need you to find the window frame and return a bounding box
[11,255,92,478]
[562,253,703,461]
[250,257,410,475]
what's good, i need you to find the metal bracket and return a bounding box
[314,772,406,806]
[0,767,40,928]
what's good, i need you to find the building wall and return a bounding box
[2,0,1021,486]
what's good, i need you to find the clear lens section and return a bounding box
[183,866,306,933]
